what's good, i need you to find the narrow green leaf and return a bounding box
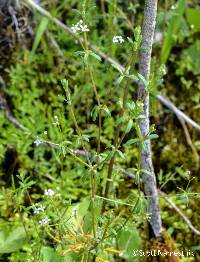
[103,105,111,117]
[116,75,124,85]
[141,169,153,176]
[127,74,139,82]
[116,116,126,126]
[145,134,159,140]
[125,138,139,145]
[138,114,146,120]
[127,101,135,112]
[74,51,85,57]
[125,119,133,134]
[127,37,133,44]
[91,105,99,121]
[83,53,89,65]
[30,17,49,59]
[88,51,102,61]
[137,73,148,88]
[111,63,123,74]
[117,150,125,159]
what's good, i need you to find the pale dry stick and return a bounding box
[45,31,65,61]
[24,0,200,132]
[177,116,199,169]
[0,95,28,131]
[137,0,162,238]
[157,94,200,132]
[158,190,200,236]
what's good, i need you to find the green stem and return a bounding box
[101,51,136,213]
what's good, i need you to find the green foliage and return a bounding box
[30,17,49,59]
[161,0,186,63]
[0,0,200,261]
[0,226,27,253]
[40,246,61,262]
[186,8,200,31]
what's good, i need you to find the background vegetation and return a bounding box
[0,0,200,261]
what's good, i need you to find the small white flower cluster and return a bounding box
[112,35,124,44]
[34,137,43,146]
[171,4,176,10]
[53,115,59,125]
[44,189,55,196]
[32,204,45,214]
[39,217,50,226]
[71,20,90,33]
[146,212,152,222]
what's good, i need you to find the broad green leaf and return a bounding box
[161,0,186,63]
[118,227,141,261]
[186,8,200,31]
[40,246,61,262]
[0,227,27,253]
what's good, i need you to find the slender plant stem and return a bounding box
[101,52,136,213]
[67,100,96,238]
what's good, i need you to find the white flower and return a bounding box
[53,115,59,125]
[39,217,50,226]
[154,31,163,43]
[71,20,90,33]
[113,36,124,44]
[171,5,176,10]
[146,212,152,222]
[44,130,47,135]
[34,137,43,146]
[32,204,45,214]
[71,24,80,33]
[44,189,55,196]
[80,24,89,32]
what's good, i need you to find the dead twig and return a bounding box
[177,116,199,169]
[158,190,200,236]
[0,95,27,131]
